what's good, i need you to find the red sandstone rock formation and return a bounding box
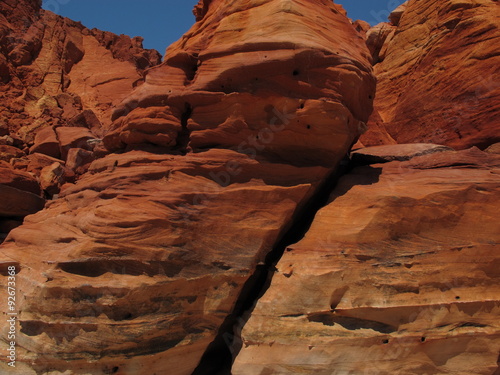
[233,146,500,374]
[0,0,499,374]
[361,0,500,150]
[0,1,374,374]
[0,0,161,238]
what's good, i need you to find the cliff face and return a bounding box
[233,146,500,374]
[0,0,161,241]
[361,0,500,150]
[0,0,161,133]
[0,0,499,374]
[0,1,375,374]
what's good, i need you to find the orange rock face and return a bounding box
[0,0,161,133]
[233,147,500,374]
[0,163,44,217]
[0,1,374,374]
[1,0,499,374]
[104,0,375,163]
[361,0,500,150]
[0,0,161,231]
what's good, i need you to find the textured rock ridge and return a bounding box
[104,0,375,166]
[0,1,375,374]
[1,0,498,374]
[361,0,500,150]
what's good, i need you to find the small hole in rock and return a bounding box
[369,95,373,99]
[112,367,119,373]
[299,103,304,109]
[306,125,311,129]
[455,296,460,300]
[382,339,389,344]
[292,70,300,76]
[421,337,426,342]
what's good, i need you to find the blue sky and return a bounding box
[42,0,405,56]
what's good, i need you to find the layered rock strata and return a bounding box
[361,0,500,149]
[233,146,500,374]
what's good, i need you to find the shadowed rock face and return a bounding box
[233,147,500,374]
[361,0,500,150]
[0,1,374,374]
[230,1,500,373]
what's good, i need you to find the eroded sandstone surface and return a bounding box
[0,0,499,374]
[361,0,500,150]
[233,147,500,374]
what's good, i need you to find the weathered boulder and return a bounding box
[39,161,66,195]
[0,164,41,196]
[388,1,408,26]
[0,144,25,162]
[29,126,60,159]
[25,152,65,174]
[66,147,95,174]
[55,126,95,160]
[0,164,44,217]
[365,22,395,63]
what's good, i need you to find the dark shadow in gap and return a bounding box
[191,159,383,375]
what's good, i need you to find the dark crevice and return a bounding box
[176,103,193,155]
[307,312,396,334]
[192,157,353,375]
[57,260,184,278]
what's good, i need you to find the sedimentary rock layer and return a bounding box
[361,0,500,149]
[233,147,500,374]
